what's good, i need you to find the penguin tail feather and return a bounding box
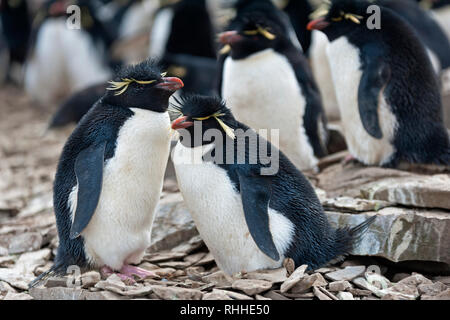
[28,263,66,289]
[334,215,377,256]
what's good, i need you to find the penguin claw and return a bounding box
[99,265,137,285]
[342,154,358,166]
[120,265,159,280]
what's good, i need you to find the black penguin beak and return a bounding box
[155,77,184,91]
[219,31,244,45]
[171,116,194,130]
[307,18,330,31]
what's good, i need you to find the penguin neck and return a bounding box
[103,96,170,113]
[322,23,359,42]
[230,37,292,60]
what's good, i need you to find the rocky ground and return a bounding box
[0,86,449,300]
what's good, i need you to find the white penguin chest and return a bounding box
[222,49,316,170]
[71,109,171,269]
[172,142,295,275]
[326,37,397,165]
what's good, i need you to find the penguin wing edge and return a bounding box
[357,61,391,139]
[70,141,106,240]
[237,172,280,261]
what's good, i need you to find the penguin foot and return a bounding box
[100,265,136,285]
[120,265,158,280]
[342,153,358,166]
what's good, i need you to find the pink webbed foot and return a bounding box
[120,265,158,280]
[342,153,357,165]
[100,265,136,286]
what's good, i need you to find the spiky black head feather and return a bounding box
[222,0,294,59]
[104,59,182,112]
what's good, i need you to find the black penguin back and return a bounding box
[165,0,217,58]
[0,0,31,63]
[49,83,107,128]
[377,0,450,69]
[282,0,313,53]
[330,1,450,165]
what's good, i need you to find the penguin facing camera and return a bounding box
[30,60,184,287]
[308,0,450,167]
[218,0,328,172]
[171,94,376,275]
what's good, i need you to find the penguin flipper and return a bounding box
[237,171,280,261]
[357,61,391,139]
[70,142,106,240]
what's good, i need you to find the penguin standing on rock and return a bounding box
[30,60,184,287]
[218,0,328,171]
[308,0,450,167]
[171,95,375,274]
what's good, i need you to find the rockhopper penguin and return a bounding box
[171,94,375,275]
[30,60,184,287]
[218,0,328,172]
[308,0,450,167]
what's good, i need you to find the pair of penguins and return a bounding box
[30,0,450,285]
[30,58,375,287]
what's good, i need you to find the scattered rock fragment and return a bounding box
[244,268,287,284]
[202,290,233,300]
[29,287,85,300]
[81,271,101,289]
[337,292,354,300]
[290,273,328,294]
[421,288,450,300]
[328,280,352,292]
[325,266,365,281]
[151,285,203,300]
[3,292,33,300]
[263,290,291,300]
[418,282,448,297]
[202,270,234,287]
[280,264,307,293]
[231,279,272,296]
[8,232,43,254]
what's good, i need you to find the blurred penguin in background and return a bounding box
[0,0,32,84]
[25,0,112,106]
[149,0,218,96]
[308,0,450,167]
[308,0,450,122]
[274,0,314,53]
[218,0,328,171]
[377,0,450,73]
[419,0,450,42]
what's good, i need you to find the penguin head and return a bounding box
[307,0,373,41]
[170,95,237,147]
[104,60,184,113]
[219,0,291,59]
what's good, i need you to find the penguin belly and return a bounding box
[326,37,397,165]
[309,30,340,121]
[222,49,317,171]
[172,142,295,275]
[69,109,171,270]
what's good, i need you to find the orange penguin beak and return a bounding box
[307,17,330,31]
[171,116,194,130]
[155,77,184,91]
[218,31,244,45]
